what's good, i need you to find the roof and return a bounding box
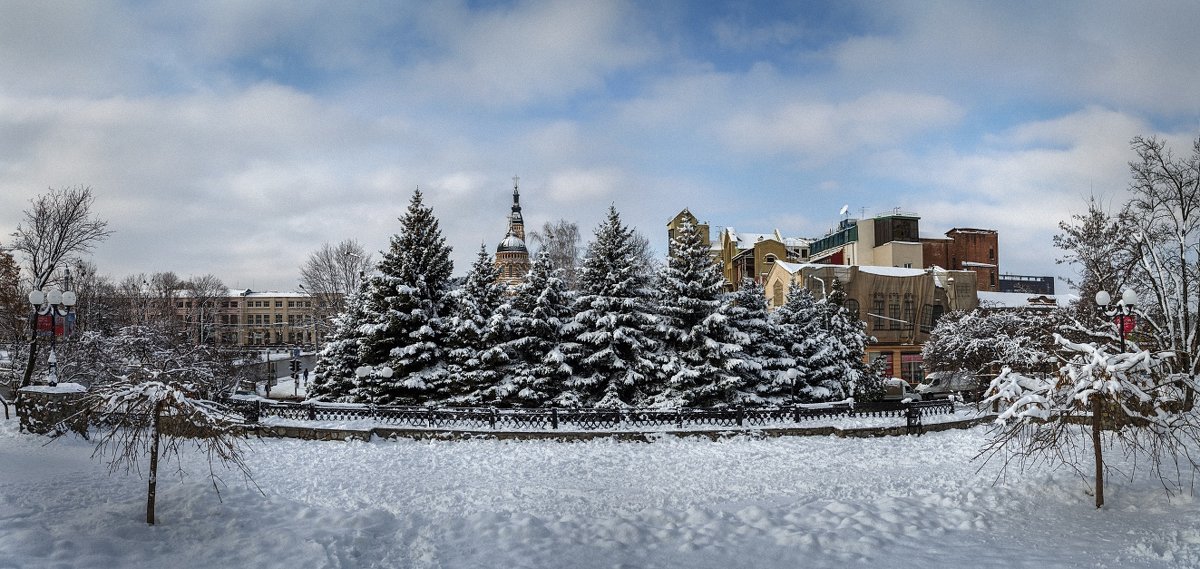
[961,261,997,268]
[497,234,528,253]
[978,291,1077,309]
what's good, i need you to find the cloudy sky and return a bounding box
[2,1,1198,292]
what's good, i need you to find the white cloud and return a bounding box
[720,91,964,165]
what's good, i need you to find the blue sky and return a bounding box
[2,0,1198,291]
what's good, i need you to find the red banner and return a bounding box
[36,314,53,336]
[1115,314,1136,335]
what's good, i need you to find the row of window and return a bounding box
[175,299,315,309]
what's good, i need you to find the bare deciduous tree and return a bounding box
[529,219,581,289]
[299,239,372,326]
[11,186,111,388]
[181,274,227,344]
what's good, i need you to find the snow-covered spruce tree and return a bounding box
[498,250,574,407]
[653,221,748,408]
[922,307,1070,379]
[309,286,369,401]
[809,278,879,402]
[567,206,660,407]
[441,245,509,405]
[768,281,820,403]
[352,188,453,405]
[725,279,792,405]
[981,331,1200,509]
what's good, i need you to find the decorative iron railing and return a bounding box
[227,398,956,431]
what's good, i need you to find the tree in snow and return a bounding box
[309,286,369,401]
[768,281,820,403]
[653,221,748,407]
[1055,136,1200,408]
[10,186,111,388]
[67,325,254,524]
[441,245,509,405]
[528,219,582,290]
[923,308,1071,379]
[724,279,793,405]
[352,188,453,405]
[498,250,574,407]
[808,278,880,402]
[981,330,1200,508]
[567,206,661,407]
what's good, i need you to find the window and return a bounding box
[764,254,777,265]
[920,305,934,333]
[231,301,238,308]
[888,294,901,330]
[275,314,283,323]
[988,248,995,260]
[872,295,885,330]
[275,301,283,308]
[902,294,915,330]
[901,353,924,383]
[845,299,860,322]
[288,301,295,308]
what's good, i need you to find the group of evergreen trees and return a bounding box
[309,189,882,409]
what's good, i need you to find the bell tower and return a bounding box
[495,176,530,285]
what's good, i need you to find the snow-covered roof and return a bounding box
[961,261,997,268]
[978,291,1077,309]
[228,289,310,298]
[858,266,927,277]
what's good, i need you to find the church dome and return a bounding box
[497,233,528,253]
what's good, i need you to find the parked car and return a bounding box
[881,378,923,402]
[916,370,983,401]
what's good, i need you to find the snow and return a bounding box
[857,266,927,277]
[2,415,1198,568]
[18,382,86,394]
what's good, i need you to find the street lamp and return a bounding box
[27,271,77,386]
[1095,288,1138,351]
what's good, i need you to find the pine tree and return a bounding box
[769,281,820,403]
[653,222,747,407]
[309,287,367,401]
[805,278,876,402]
[352,188,454,405]
[442,245,508,405]
[568,206,660,407]
[725,279,791,405]
[499,250,574,407]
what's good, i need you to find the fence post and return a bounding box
[676,409,683,429]
[736,405,744,427]
[551,408,558,430]
[307,402,317,421]
[489,407,497,430]
[792,405,800,423]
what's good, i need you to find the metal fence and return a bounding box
[228,399,956,431]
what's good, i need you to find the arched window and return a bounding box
[845,299,860,321]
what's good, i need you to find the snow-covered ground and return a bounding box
[2,416,1198,568]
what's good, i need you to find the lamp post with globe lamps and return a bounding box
[1095,288,1138,351]
[27,274,77,387]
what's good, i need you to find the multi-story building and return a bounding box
[667,208,810,290]
[174,290,322,348]
[764,261,978,383]
[495,177,530,286]
[998,274,1055,295]
[808,211,923,269]
[921,228,1000,292]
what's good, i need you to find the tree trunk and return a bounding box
[1091,399,1104,509]
[147,402,162,525]
[20,335,39,389]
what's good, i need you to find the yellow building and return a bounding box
[668,208,809,291]
[174,290,323,347]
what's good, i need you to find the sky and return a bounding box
[1,0,1199,292]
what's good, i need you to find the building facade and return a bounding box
[764,262,978,383]
[920,228,1000,292]
[174,290,322,348]
[808,212,924,269]
[495,177,531,286]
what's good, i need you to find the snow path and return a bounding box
[1,418,1198,568]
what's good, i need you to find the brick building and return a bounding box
[921,228,999,292]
